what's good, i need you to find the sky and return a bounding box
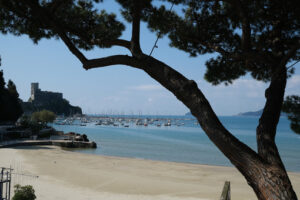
[0,0,299,116]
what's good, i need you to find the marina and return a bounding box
[54,115,192,128]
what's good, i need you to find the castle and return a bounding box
[29,83,63,103]
[22,82,82,116]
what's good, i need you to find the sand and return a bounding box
[0,146,299,200]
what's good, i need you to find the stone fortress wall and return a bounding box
[29,83,63,103]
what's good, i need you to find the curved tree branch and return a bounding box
[84,53,264,175]
[137,55,262,167]
[83,55,138,70]
[57,32,88,64]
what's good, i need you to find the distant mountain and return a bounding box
[237,109,287,117]
[187,109,287,117]
[237,109,263,116]
[185,112,192,116]
[185,112,191,116]
[185,112,196,117]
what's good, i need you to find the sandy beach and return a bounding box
[0,146,299,200]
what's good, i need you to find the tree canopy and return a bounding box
[147,0,300,84]
[1,0,298,83]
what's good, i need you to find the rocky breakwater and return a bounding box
[52,140,97,148]
[54,132,97,148]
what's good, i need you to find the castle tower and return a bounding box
[30,82,39,101]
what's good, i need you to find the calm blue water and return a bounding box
[51,116,300,172]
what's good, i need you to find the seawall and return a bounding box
[0,140,97,149]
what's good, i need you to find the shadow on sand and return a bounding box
[13,145,54,150]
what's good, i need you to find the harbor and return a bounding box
[53,115,196,128]
[51,115,300,173]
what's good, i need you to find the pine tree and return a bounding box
[7,80,19,98]
[0,58,23,122]
[0,70,5,90]
[0,1,299,199]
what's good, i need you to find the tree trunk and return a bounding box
[253,67,298,199]
[250,165,297,199]
[133,55,298,200]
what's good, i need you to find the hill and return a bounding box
[186,109,287,117]
[22,99,82,116]
[237,109,287,117]
[185,112,195,117]
[237,109,263,116]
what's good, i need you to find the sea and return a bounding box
[51,115,300,172]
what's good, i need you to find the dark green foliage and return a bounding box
[0,70,23,123]
[0,0,299,83]
[7,79,19,98]
[18,115,48,135]
[116,0,153,22]
[0,69,5,89]
[147,0,300,84]
[282,95,300,134]
[22,98,82,116]
[18,115,43,136]
[0,0,124,49]
[205,56,246,85]
[12,184,36,200]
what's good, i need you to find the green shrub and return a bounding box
[31,110,56,124]
[12,184,36,200]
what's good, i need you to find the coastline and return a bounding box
[1,146,299,200]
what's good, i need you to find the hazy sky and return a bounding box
[0,1,299,116]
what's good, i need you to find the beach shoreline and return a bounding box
[1,146,299,200]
